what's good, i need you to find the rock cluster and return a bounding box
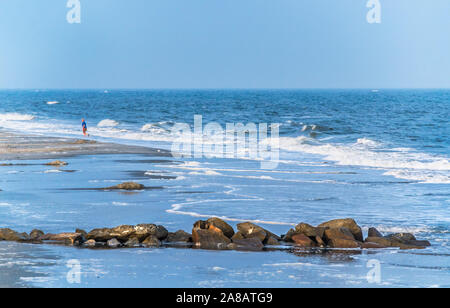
[0,218,432,251]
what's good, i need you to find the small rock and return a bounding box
[142,235,161,247]
[124,237,141,248]
[107,238,121,248]
[83,239,97,247]
[29,229,45,240]
[237,222,267,242]
[385,233,416,243]
[107,182,145,190]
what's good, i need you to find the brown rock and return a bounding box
[135,224,169,241]
[142,235,161,247]
[75,229,88,237]
[282,229,296,242]
[291,234,316,247]
[385,233,416,243]
[166,230,192,243]
[229,238,264,251]
[110,225,136,241]
[83,239,97,247]
[192,228,231,250]
[295,223,326,238]
[368,227,383,238]
[324,228,355,242]
[407,240,431,247]
[318,218,364,242]
[207,217,235,238]
[328,238,360,249]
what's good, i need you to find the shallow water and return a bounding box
[0,90,449,287]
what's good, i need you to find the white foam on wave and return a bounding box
[263,136,450,183]
[47,101,59,105]
[97,119,119,127]
[0,113,35,121]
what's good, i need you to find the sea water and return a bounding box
[0,89,449,287]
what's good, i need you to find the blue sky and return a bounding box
[0,0,449,89]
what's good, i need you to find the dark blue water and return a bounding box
[0,89,449,287]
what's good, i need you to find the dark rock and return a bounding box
[229,238,264,251]
[110,225,137,242]
[368,227,383,238]
[407,240,431,247]
[107,238,121,248]
[318,218,364,242]
[365,237,394,247]
[142,235,161,247]
[136,224,168,240]
[166,230,192,243]
[124,237,141,248]
[266,236,280,246]
[75,229,88,237]
[324,228,355,242]
[315,236,326,248]
[231,232,245,241]
[282,229,296,242]
[385,233,416,243]
[207,217,235,238]
[291,234,316,247]
[328,238,360,249]
[360,242,386,249]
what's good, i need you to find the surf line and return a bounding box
[166,185,296,226]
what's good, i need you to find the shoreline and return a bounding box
[0,129,171,161]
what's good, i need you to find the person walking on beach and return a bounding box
[81,118,89,136]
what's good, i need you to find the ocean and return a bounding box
[0,89,449,287]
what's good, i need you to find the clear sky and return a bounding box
[0,0,449,89]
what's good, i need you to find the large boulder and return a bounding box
[207,218,235,239]
[318,218,363,242]
[110,225,137,242]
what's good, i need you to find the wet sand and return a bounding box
[0,130,171,161]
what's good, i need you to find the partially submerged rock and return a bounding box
[207,217,235,239]
[0,228,29,242]
[192,220,231,250]
[106,182,145,191]
[166,230,192,243]
[228,238,264,251]
[45,160,68,166]
[318,218,364,242]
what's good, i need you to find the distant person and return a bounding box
[81,119,88,136]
